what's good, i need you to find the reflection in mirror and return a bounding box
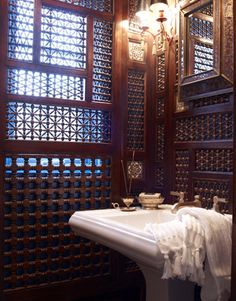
[186,1,213,76]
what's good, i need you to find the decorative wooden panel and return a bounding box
[156,96,165,117]
[156,54,166,92]
[193,93,231,108]
[127,160,144,180]
[58,0,113,13]
[129,41,144,62]
[175,150,190,194]
[193,179,231,212]
[156,124,164,161]
[175,112,233,142]
[127,70,145,151]
[7,68,86,101]
[93,19,113,103]
[40,6,87,68]
[7,102,112,143]
[8,0,34,62]
[154,167,164,188]
[188,3,213,74]
[3,154,112,290]
[195,149,233,173]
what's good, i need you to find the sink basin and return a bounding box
[69,205,175,269]
[69,205,194,301]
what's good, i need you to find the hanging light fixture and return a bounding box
[135,0,173,55]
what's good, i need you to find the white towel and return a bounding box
[145,207,232,301]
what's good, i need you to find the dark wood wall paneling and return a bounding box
[167,0,234,214]
[1,1,144,301]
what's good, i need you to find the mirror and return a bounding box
[179,0,216,85]
[185,1,213,76]
[177,0,233,100]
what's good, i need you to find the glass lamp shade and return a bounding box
[150,0,169,22]
[135,0,151,30]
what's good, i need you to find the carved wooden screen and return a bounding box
[172,0,234,212]
[0,0,137,300]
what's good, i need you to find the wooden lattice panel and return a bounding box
[127,70,145,151]
[156,96,165,117]
[8,0,34,61]
[193,41,213,73]
[156,54,166,92]
[175,150,190,194]
[7,68,86,101]
[40,6,87,68]
[154,167,164,187]
[193,179,232,213]
[189,2,213,74]
[200,4,213,17]
[93,19,113,103]
[7,102,112,143]
[195,149,233,173]
[175,112,233,141]
[156,124,164,161]
[189,15,213,40]
[175,39,179,83]
[193,93,231,108]
[3,154,112,290]
[58,0,113,13]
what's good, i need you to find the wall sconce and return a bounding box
[135,0,173,55]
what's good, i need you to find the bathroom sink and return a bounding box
[69,205,175,269]
[69,205,194,301]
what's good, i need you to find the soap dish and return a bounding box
[120,207,136,212]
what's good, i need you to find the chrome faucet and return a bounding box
[171,192,201,213]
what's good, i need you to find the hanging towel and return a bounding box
[145,207,232,301]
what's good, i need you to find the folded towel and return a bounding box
[145,207,232,301]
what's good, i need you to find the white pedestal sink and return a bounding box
[69,205,195,301]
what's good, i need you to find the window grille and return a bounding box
[7,68,86,101]
[8,0,34,61]
[41,6,87,69]
[7,102,112,143]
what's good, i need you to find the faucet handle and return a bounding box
[170,191,185,203]
[212,196,227,212]
[170,191,180,197]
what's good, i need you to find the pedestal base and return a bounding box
[139,265,195,301]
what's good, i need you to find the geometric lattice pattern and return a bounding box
[154,167,164,187]
[8,0,34,61]
[189,5,213,74]
[193,179,231,213]
[129,41,144,62]
[189,16,213,40]
[93,19,113,102]
[127,70,145,151]
[175,113,233,141]
[195,149,233,172]
[7,102,112,143]
[193,93,231,108]
[200,4,213,17]
[127,161,143,180]
[40,6,87,69]
[7,68,86,101]
[3,154,112,290]
[175,150,190,195]
[156,96,165,117]
[156,53,166,91]
[58,0,113,13]
[156,124,164,161]
[194,41,213,73]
